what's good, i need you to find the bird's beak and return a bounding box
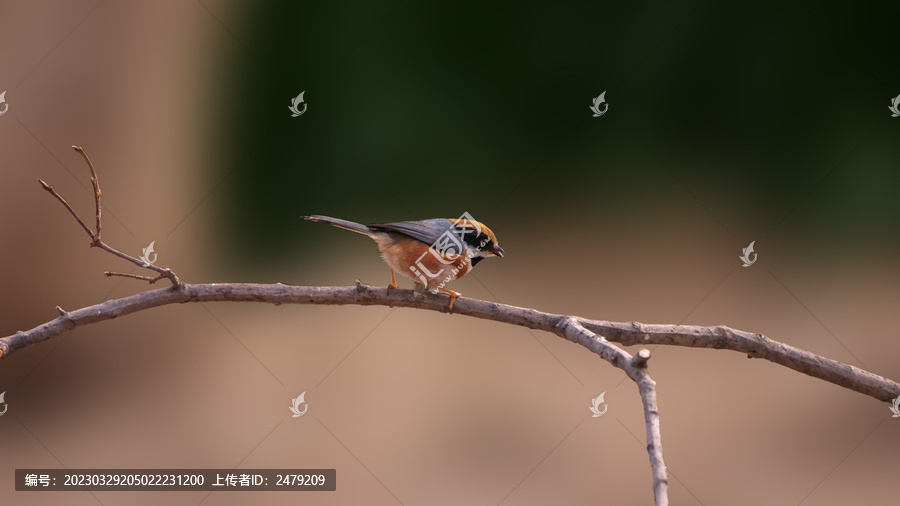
[491,245,504,258]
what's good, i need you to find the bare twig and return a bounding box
[72,145,101,239]
[104,271,167,283]
[578,320,896,401]
[560,318,667,504]
[37,146,182,287]
[37,179,95,240]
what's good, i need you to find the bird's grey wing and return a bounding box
[369,219,455,245]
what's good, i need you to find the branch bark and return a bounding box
[561,319,667,504]
[4,281,897,404]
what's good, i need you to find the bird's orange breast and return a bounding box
[376,236,472,288]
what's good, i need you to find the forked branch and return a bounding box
[36,146,181,287]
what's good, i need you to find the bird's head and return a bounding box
[450,218,504,265]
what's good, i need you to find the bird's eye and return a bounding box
[460,231,485,249]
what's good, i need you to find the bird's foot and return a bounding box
[439,287,461,312]
[388,269,398,290]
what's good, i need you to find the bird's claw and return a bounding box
[439,287,461,312]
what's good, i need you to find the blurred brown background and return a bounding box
[1,1,899,505]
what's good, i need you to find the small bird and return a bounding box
[303,215,504,309]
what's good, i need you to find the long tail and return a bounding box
[303,215,374,236]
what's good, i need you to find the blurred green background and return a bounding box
[213,0,899,271]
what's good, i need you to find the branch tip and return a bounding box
[106,271,159,283]
[634,348,652,368]
[71,145,101,237]
[37,146,182,288]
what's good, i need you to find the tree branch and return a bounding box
[72,145,102,240]
[36,146,182,287]
[9,281,897,504]
[560,318,668,505]
[578,320,898,402]
[4,282,894,403]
